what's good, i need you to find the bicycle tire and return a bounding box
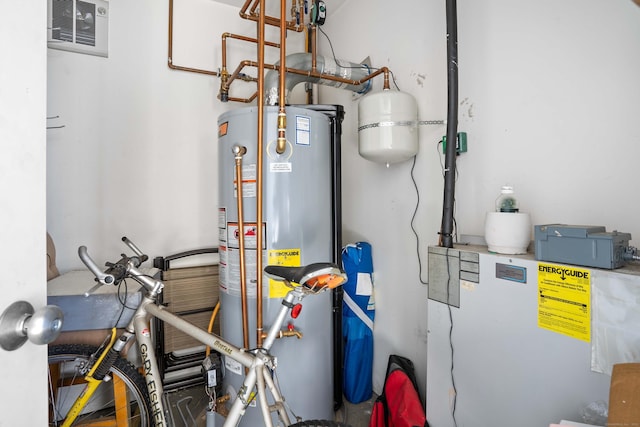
[48,344,154,427]
[289,420,352,427]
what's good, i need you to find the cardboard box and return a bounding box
[608,363,640,426]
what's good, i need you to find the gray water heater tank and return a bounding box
[217,105,334,425]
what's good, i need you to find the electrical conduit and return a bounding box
[439,0,459,248]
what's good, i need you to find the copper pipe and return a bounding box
[233,145,250,351]
[228,65,387,104]
[249,0,259,15]
[228,60,370,102]
[276,0,287,155]
[228,94,259,103]
[310,25,317,73]
[239,0,254,15]
[226,60,276,90]
[255,0,266,349]
[167,0,218,76]
[215,394,231,417]
[261,329,303,340]
[303,25,312,104]
[223,52,390,103]
[234,61,385,98]
[220,33,279,101]
[223,32,280,57]
[240,0,304,32]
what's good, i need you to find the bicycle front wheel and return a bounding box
[289,421,352,427]
[48,344,153,427]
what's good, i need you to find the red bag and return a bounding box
[368,355,428,427]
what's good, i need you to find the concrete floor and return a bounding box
[164,385,377,427]
[336,395,377,427]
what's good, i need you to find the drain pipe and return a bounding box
[439,0,459,248]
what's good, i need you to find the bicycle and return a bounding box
[47,237,349,427]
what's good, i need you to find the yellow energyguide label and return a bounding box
[268,248,301,298]
[537,262,591,342]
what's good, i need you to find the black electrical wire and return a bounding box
[112,279,130,329]
[410,155,428,285]
[112,271,158,328]
[445,248,458,427]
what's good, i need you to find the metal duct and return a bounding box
[264,53,371,105]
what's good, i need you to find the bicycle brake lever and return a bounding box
[84,282,103,298]
[122,237,149,265]
[122,237,143,256]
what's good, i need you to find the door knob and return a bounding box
[0,301,64,351]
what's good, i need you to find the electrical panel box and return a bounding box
[534,224,632,269]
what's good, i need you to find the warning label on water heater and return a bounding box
[537,263,591,342]
[268,248,301,298]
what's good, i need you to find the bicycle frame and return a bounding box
[61,262,305,427]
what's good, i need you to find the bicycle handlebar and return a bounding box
[78,238,149,288]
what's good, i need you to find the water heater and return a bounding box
[217,105,338,425]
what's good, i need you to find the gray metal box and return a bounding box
[534,224,631,269]
[47,270,144,331]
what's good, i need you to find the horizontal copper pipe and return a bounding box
[227,94,258,103]
[223,60,390,102]
[222,32,281,70]
[228,61,378,90]
[168,63,219,76]
[224,60,276,91]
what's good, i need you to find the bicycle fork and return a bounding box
[59,328,124,427]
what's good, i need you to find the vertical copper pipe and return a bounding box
[168,0,174,62]
[222,33,229,69]
[310,25,317,73]
[276,0,287,155]
[250,0,260,15]
[383,69,390,90]
[233,145,250,351]
[255,0,266,348]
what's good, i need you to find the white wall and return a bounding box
[455,0,640,237]
[0,3,48,425]
[319,0,640,400]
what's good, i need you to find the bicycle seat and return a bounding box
[264,263,346,293]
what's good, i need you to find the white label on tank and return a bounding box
[226,223,266,249]
[270,162,292,173]
[234,164,256,198]
[224,356,242,376]
[296,115,311,146]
